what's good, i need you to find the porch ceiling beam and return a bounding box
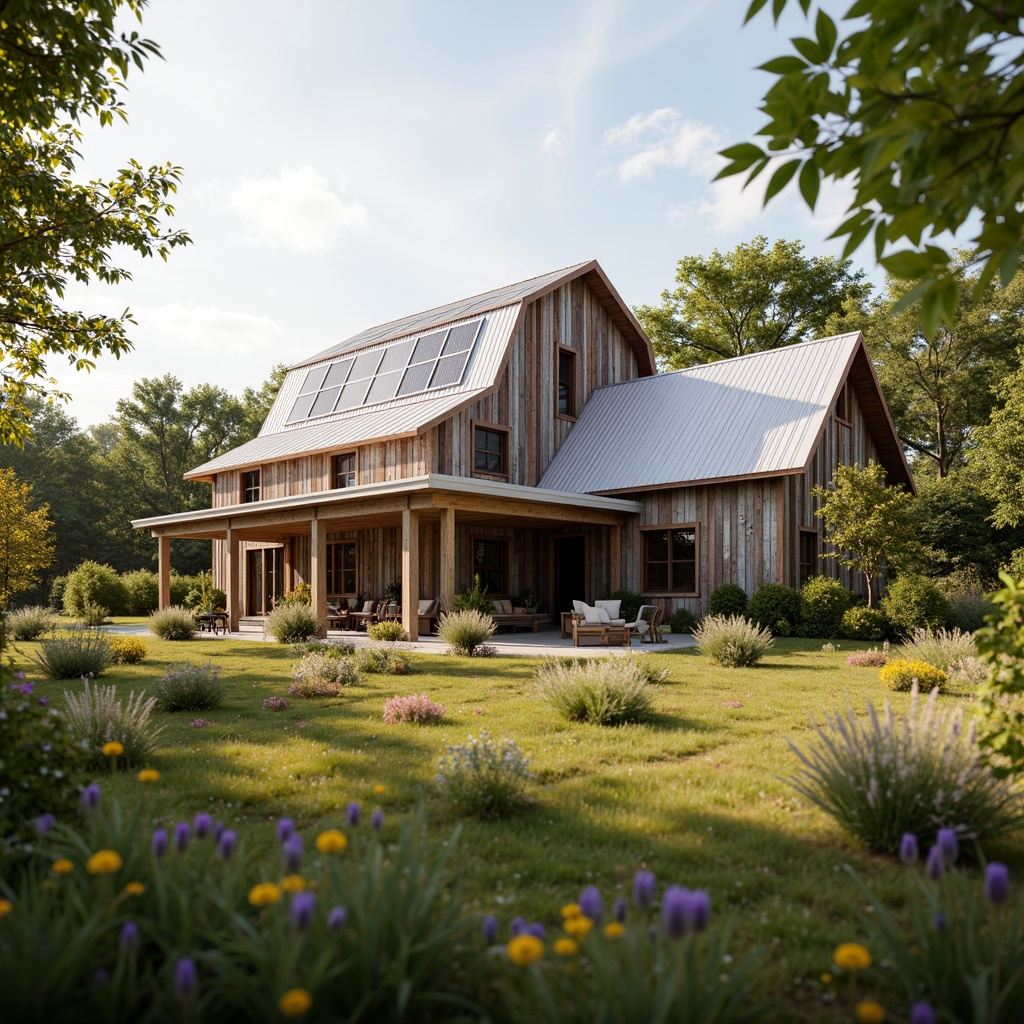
[430,492,630,526]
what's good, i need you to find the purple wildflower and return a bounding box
[276,818,295,843]
[345,802,361,827]
[936,827,959,864]
[36,697,48,706]
[173,821,190,854]
[282,833,303,874]
[899,832,919,864]
[926,845,944,880]
[662,885,689,939]
[527,922,545,939]
[20,681,33,694]
[291,891,316,932]
[482,914,498,944]
[579,885,603,922]
[633,870,656,910]
[509,915,527,937]
[613,897,627,923]
[120,921,140,953]
[212,820,226,843]
[327,906,347,932]
[94,968,110,988]
[81,782,101,812]
[194,813,213,839]
[34,813,55,835]
[985,863,1009,905]
[933,912,947,933]
[910,1002,936,1024]
[174,957,198,1001]
[683,889,711,933]
[152,828,168,860]
[371,807,383,831]
[218,829,237,861]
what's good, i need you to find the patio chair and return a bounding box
[417,598,440,636]
[325,601,350,630]
[349,599,379,630]
[624,604,660,642]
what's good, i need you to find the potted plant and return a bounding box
[514,589,539,613]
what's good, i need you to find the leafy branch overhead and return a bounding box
[722,0,1024,334]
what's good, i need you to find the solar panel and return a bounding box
[397,360,435,396]
[411,331,446,364]
[365,370,402,404]
[429,351,470,388]
[286,392,318,423]
[323,358,353,389]
[299,366,329,395]
[310,387,342,417]
[441,321,479,354]
[350,349,384,382]
[378,340,414,374]
[335,379,371,411]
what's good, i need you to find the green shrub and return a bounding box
[183,570,227,612]
[900,626,976,672]
[799,575,851,637]
[787,685,1024,855]
[879,659,948,692]
[453,574,494,613]
[78,602,109,627]
[121,569,159,616]
[0,667,86,837]
[47,574,67,612]
[168,573,193,606]
[534,656,657,725]
[265,602,323,643]
[747,582,801,636]
[707,583,748,618]
[947,591,994,633]
[63,561,128,617]
[437,609,496,656]
[366,619,408,642]
[32,626,115,679]
[147,606,196,641]
[61,680,164,769]
[669,607,698,634]
[108,635,147,665]
[436,730,531,818]
[356,644,412,675]
[290,639,355,659]
[291,651,361,695]
[7,605,56,641]
[154,660,224,712]
[603,589,642,623]
[693,614,774,668]
[840,605,888,641]
[882,573,952,635]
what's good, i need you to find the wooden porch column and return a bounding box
[401,506,420,638]
[226,526,241,631]
[439,504,455,613]
[310,515,327,621]
[610,523,622,593]
[157,535,171,610]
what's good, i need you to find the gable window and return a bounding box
[473,424,508,477]
[327,540,357,595]
[241,470,261,503]
[835,382,850,422]
[799,529,818,585]
[472,537,509,595]
[332,452,356,488]
[642,526,697,594]
[557,347,577,418]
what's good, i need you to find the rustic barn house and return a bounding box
[133,260,912,636]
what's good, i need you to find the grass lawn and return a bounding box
[8,630,1024,1020]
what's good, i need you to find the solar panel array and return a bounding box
[287,319,484,425]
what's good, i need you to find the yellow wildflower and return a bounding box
[87,850,123,875]
[248,883,283,907]
[834,943,872,972]
[315,830,347,854]
[0,899,12,917]
[278,988,313,1017]
[373,785,386,795]
[563,915,593,939]
[52,859,74,875]
[102,741,124,758]
[603,922,625,939]
[560,903,581,920]
[553,938,578,957]
[280,875,306,893]
[137,769,160,783]
[855,1000,886,1024]
[124,882,146,897]
[820,973,833,985]
[506,934,544,966]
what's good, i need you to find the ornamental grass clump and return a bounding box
[787,685,1024,855]
[436,731,531,818]
[147,606,196,641]
[899,627,976,672]
[437,609,495,656]
[289,651,361,697]
[154,660,224,712]
[693,614,774,668]
[534,655,658,725]
[879,659,947,692]
[32,625,115,679]
[356,643,412,675]
[62,681,164,769]
[366,620,407,642]
[383,693,446,724]
[265,602,323,643]
[7,605,56,641]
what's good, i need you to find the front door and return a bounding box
[246,548,285,615]
[552,535,587,620]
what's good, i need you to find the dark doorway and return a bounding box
[552,535,587,618]
[246,547,285,615]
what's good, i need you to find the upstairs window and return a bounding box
[799,529,818,585]
[473,424,508,477]
[333,452,356,488]
[642,526,697,594]
[241,470,261,503]
[557,347,577,418]
[835,383,850,422]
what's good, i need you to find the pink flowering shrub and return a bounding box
[261,696,290,711]
[847,642,889,667]
[383,693,447,725]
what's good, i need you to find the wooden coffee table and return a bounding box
[572,622,631,647]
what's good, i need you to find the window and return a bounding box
[642,527,697,593]
[472,538,508,594]
[557,347,577,418]
[332,452,356,488]
[473,424,508,476]
[327,541,357,595]
[241,470,261,503]
[835,383,850,422]
[799,530,818,585]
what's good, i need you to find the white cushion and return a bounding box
[418,599,436,615]
[498,599,514,615]
[572,600,588,615]
[347,598,359,610]
[362,600,375,613]
[513,606,527,615]
[608,618,626,627]
[596,607,612,624]
[595,600,621,620]
[583,606,603,625]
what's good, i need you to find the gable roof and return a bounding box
[185,260,654,480]
[538,333,914,494]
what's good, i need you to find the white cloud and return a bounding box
[604,107,723,181]
[541,130,564,154]
[223,166,370,252]
[136,304,292,356]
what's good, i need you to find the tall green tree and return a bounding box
[721,1,1024,330]
[0,1,189,444]
[634,236,868,369]
[864,260,1024,477]
[0,468,54,612]
[974,355,1024,530]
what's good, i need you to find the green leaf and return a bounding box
[758,55,809,75]
[792,36,824,64]
[764,159,800,202]
[745,0,771,24]
[718,143,767,168]
[815,9,837,58]
[798,159,820,209]
[881,249,935,280]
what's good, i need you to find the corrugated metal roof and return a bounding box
[539,334,865,493]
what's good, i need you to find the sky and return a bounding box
[52,0,862,429]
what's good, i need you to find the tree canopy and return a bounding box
[0,467,54,612]
[634,236,867,369]
[722,0,1024,331]
[974,355,1024,530]
[0,1,189,443]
